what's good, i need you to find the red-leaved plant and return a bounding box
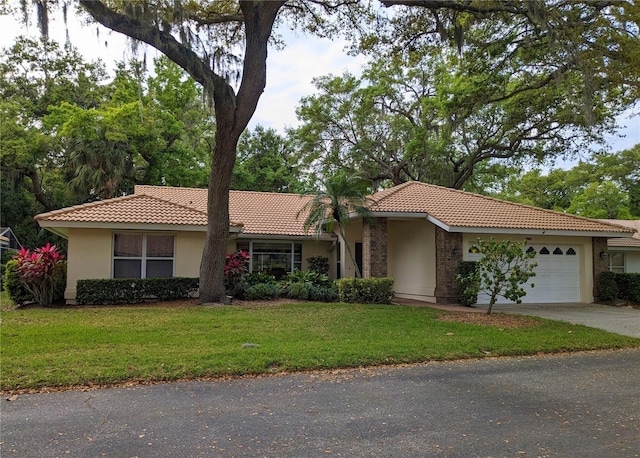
[13,243,65,306]
[224,250,250,297]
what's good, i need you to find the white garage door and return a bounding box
[468,244,581,304]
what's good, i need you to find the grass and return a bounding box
[1,302,639,392]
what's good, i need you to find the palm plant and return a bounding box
[298,172,373,278]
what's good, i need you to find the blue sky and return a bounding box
[1,9,637,159]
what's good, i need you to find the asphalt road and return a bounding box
[2,349,639,457]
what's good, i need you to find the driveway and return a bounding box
[474,303,640,338]
[2,349,639,457]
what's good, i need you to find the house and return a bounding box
[0,227,22,253]
[599,220,640,273]
[35,182,634,305]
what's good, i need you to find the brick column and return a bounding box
[434,227,463,304]
[363,218,387,278]
[592,237,608,301]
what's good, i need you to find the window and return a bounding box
[237,241,302,278]
[113,233,174,278]
[608,252,625,273]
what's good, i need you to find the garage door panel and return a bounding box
[469,244,580,304]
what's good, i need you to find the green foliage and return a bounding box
[12,244,66,306]
[470,238,538,314]
[76,278,199,305]
[299,172,373,278]
[306,284,339,303]
[487,146,639,219]
[232,126,304,193]
[456,261,479,306]
[4,260,33,305]
[598,272,640,304]
[307,256,330,275]
[598,271,619,301]
[244,282,280,301]
[335,277,395,304]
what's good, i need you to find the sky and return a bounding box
[1,7,638,160]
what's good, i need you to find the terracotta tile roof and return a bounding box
[35,194,212,227]
[599,220,640,248]
[370,181,634,235]
[135,185,316,236]
[37,182,633,238]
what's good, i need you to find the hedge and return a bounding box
[335,277,395,304]
[598,271,640,304]
[76,277,199,305]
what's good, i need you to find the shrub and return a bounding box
[598,271,640,304]
[4,259,33,305]
[244,282,280,300]
[224,250,250,297]
[76,277,199,305]
[307,284,339,302]
[286,282,309,300]
[307,256,329,275]
[335,277,395,304]
[456,261,479,306]
[11,244,66,306]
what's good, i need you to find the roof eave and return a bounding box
[444,226,635,238]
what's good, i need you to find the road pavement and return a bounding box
[2,349,639,457]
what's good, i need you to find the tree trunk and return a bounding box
[79,1,285,303]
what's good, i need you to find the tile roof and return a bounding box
[135,185,318,236]
[35,194,213,227]
[36,182,634,238]
[598,220,640,248]
[370,181,634,235]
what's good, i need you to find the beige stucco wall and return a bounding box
[340,219,363,278]
[462,234,596,303]
[175,232,206,277]
[388,219,437,302]
[65,228,113,303]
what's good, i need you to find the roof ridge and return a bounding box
[34,194,141,221]
[35,193,213,221]
[370,181,415,202]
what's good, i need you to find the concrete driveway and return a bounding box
[475,303,640,338]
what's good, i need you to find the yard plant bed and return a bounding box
[2,301,638,393]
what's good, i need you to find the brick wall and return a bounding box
[592,237,608,301]
[363,218,387,278]
[434,227,463,304]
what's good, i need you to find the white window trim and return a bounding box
[112,233,176,279]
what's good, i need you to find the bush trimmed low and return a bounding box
[335,277,394,304]
[76,277,199,305]
[598,271,640,304]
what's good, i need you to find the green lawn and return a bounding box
[2,302,638,392]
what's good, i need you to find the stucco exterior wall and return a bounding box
[175,232,206,277]
[462,234,595,303]
[340,219,363,278]
[65,228,113,303]
[388,220,436,302]
[301,240,337,277]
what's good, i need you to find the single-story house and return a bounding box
[599,220,640,273]
[35,181,634,305]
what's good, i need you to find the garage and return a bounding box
[469,244,581,304]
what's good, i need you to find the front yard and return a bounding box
[2,300,639,393]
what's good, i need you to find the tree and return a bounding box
[463,239,537,315]
[0,37,108,212]
[47,57,214,200]
[295,0,640,190]
[232,126,304,193]
[65,0,376,303]
[298,172,373,278]
[485,145,639,219]
[567,182,632,219]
